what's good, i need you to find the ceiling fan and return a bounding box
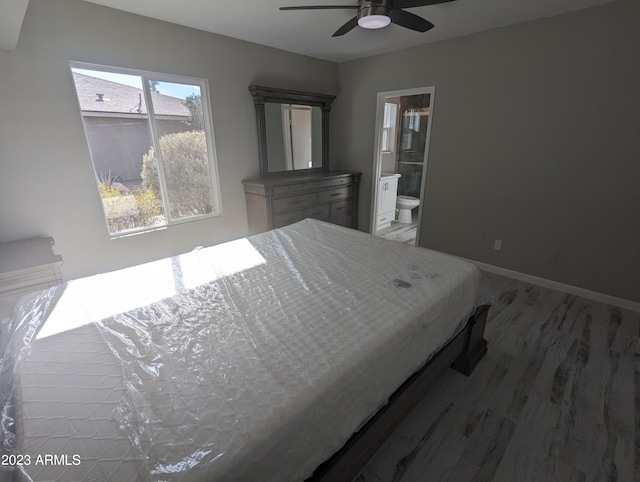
[280,0,455,37]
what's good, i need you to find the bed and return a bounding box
[0,219,487,481]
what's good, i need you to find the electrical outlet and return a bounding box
[493,239,502,251]
[548,251,559,264]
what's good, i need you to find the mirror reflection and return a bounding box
[265,103,323,172]
[249,85,335,176]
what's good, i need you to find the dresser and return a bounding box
[242,171,361,235]
[0,237,64,323]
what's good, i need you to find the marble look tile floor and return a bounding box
[376,217,418,246]
[354,272,640,482]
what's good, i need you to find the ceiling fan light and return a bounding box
[358,14,391,29]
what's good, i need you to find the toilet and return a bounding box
[396,195,420,223]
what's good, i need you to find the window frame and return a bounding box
[381,102,398,153]
[69,61,223,238]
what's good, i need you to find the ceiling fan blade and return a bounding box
[280,5,359,10]
[390,9,434,32]
[332,16,359,37]
[393,0,455,8]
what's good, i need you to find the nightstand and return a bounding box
[0,237,64,324]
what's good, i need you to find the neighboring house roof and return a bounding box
[72,72,190,117]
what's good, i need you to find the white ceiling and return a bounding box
[2,0,620,61]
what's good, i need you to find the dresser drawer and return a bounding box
[273,210,307,228]
[273,193,318,212]
[331,176,352,187]
[273,183,304,195]
[273,204,330,228]
[305,204,330,220]
[331,215,353,228]
[304,179,332,190]
[318,187,351,203]
[331,200,352,218]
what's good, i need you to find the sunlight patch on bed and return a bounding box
[180,238,266,290]
[36,238,266,340]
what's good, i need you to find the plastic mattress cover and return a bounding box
[0,219,479,481]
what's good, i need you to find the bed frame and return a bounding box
[310,304,490,481]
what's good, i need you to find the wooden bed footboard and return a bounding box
[310,304,490,482]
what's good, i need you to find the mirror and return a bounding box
[264,103,322,171]
[249,86,335,176]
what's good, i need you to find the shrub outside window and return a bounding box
[70,63,222,237]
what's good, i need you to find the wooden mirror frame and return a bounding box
[249,85,336,177]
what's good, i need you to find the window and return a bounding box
[381,102,398,153]
[70,63,222,237]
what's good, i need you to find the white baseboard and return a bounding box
[469,260,640,313]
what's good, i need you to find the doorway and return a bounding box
[282,104,313,170]
[370,87,435,246]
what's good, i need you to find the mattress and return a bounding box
[1,219,478,481]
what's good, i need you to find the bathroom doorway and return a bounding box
[370,86,435,246]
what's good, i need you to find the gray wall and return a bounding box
[1,0,638,304]
[0,0,337,279]
[332,0,640,303]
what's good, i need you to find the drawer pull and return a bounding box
[330,193,342,197]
